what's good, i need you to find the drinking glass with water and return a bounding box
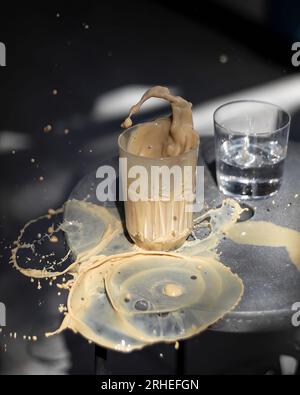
[214,100,290,200]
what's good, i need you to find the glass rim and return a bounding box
[213,99,291,136]
[118,124,199,162]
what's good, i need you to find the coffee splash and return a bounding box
[48,251,243,352]
[8,199,244,351]
[58,252,243,352]
[10,207,75,279]
[8,197,300,352]
[121,86,199,158]
[226,220,300,271]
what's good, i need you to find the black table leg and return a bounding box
[176,342,185,375]
[95,346,108,375]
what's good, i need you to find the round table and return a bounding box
[65,139,300,374]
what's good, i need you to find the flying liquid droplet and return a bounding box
[43,125,52,133]
[121,118,133,129]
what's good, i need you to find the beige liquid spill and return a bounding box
[120,86,199,251]
[10,200,123,279]
[226,221,300,271]
[9,207,75,279]
[163,283,184,298]
[48,251,244,351]
[8,197,300,352]
[9,198,245,352]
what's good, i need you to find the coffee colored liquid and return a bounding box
[120,86,199,251]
